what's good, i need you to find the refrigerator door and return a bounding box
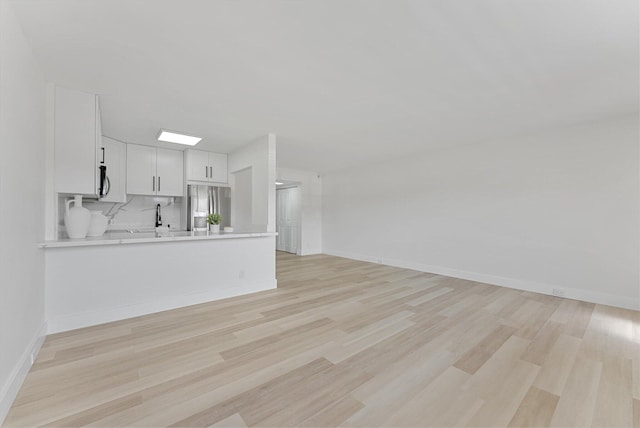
[187,184,208,231]
[187,185,231,230]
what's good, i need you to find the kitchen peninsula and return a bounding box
[42,231,277,334]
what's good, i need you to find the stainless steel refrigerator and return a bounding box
[186,184,231,231]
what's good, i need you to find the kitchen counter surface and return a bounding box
[39,230,277,248]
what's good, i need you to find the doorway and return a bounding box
[276,185,301,254]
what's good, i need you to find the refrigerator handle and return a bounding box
[208,186,214,215]
[214,187,218,215]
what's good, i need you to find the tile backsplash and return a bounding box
[58,195,183,237]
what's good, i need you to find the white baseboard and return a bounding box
[0,322,47,426]
[47,279,277,334]
[299,248,322,256]
[323,249,640,311]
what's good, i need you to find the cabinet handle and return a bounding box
[210,166,213,178]
[100,147,105,164]
[153,176,155,191]
[205,166,208,178]
[158,176,161,192]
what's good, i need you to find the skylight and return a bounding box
[157,129,202,146]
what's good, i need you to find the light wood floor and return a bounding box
[5,252,640,427]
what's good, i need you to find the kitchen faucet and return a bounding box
[155,204,162,227]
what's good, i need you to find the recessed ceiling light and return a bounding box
[275,181,284,185]
[157,129,202,146]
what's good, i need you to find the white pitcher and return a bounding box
[64,195,90,239]
[87,211,108,237]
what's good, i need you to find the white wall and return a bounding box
[232,167,253,230]
[323,115,640,310]
[277,168,322,255]
[228,134,276,232]
[0,0,47,422]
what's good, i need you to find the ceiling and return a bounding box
[10,0,639,173]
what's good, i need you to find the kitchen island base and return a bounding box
[45,235,276,333]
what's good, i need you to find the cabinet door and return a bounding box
[185,149,209,182]
[126,144,156,195]
[54,86,98,195]
[210,153,228,183]
[101,137,127,203]
[156,148,184,197]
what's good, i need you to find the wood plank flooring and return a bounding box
[5,252,640,427]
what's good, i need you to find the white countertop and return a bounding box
[39,230,277,248]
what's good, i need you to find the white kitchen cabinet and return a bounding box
[100,137,127,203]
[209,152,228,183]
[126,144,183,196]
[126,144,155,195]
[185,149,209,182]
[54,85,102,196]
[185,149,227,183]
[156,148,184,196]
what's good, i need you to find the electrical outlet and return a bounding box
[239,270,245,279]
[552,288,565,298]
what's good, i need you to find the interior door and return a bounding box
[276,186,300,254]
[276,189,286,251]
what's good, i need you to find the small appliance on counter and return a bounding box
[186,184,230,231]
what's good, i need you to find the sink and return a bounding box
[105,231,157,239]
[167,231,192,237]
[99,230,199,240]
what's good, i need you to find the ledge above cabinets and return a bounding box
[185,149,227,184]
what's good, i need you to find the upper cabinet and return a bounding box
[209,153,228,183]
[185,149,227,184]
[155,148,184,196]
[126,144,184,197]
[54,86,102,196]
[126,144,155,196]
[100,137,127,203]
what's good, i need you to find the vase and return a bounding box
[209,224,220,233]
[87,211,108,237]
[64,195,91,239]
